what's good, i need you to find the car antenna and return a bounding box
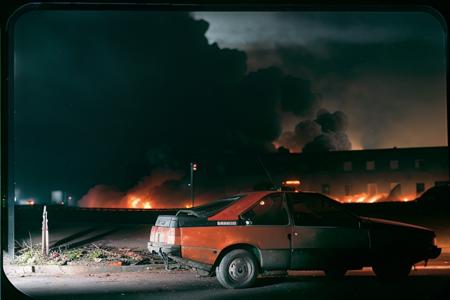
[257,154,276,190]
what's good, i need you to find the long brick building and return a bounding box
[263,146,449,202]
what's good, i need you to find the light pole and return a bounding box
[190,162,197,207]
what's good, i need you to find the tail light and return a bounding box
[149,226,156,242]
[166,228,176,244]
[149,226,178,245]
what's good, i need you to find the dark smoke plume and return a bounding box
[302,109,352,152]
[295,120,322,145]
[316,109,349,133]
[16,11,347,207]
[277,109,352,153]
[302,131,352,152]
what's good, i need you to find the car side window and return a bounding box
[241,194,289,225]
[287,193,358,227]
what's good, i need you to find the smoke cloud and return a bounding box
[78,169,186,209]
[15,11,354,208]
[195,12,446,151]
[276,109,352,153]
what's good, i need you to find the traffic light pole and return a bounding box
[190,163,195,208]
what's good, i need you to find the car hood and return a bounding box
[359,216,434,233]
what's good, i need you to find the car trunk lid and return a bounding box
[150,215,180,245]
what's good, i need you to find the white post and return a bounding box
[42,206,49,255]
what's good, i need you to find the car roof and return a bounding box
[208,190,322,221]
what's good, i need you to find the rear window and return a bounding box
[181,196,242,217]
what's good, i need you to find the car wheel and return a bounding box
[324,267,347,279]
[216,249,258,289]
[372,261,412,281]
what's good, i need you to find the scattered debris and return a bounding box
[12,241,168,267]
[14,239,50,265]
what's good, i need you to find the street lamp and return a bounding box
[190,162,198,207]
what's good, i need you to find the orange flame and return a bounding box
[127,196,154,209]
[335,193,416,203]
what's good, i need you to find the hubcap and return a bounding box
[228,257,251,282]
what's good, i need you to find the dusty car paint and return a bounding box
[290,226,370,269]
[180,225,291,269]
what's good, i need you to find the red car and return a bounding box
[148,191,441,289]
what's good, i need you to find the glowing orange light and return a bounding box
[284,180,301,185]
[125,195,156,209]
[356,196,366,203]
[130,197,141,208]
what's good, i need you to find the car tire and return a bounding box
[216,249,258,289]
[324,267,347,279]
[372,261,412,281]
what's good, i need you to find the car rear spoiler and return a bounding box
[176,209,201,217]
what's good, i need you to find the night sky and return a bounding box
[12,10,447,204]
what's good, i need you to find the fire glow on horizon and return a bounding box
[89,192,416,209]
[79,184,418,209]
[127,195,195,209]
[129,196,152,209]
[77,169,200,209]
[77,169,420,209]
[81,190,198,209]
[335,193,417,203]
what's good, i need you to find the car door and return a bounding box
[239,192,292,271]
[286,193,370,270]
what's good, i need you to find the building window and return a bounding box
[390,182,400,190]
[390,160,399,170]
[435,181,450,187]
[416,183,425,194]
[321,184,330,194]
[343,161,352,171]
[367,183,377,195]
[366,161,375,170]
[389,182,402,195]
[415,159,424,169]
[344,184,352,196]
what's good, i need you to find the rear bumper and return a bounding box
[148,242,181,257]
[148,242,212,272]
[168,254,213,272]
